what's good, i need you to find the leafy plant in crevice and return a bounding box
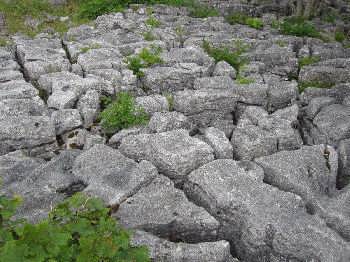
[202,40,256,85]
[226,12,263,30]
[80,43,102,53]
[202,39,249,77]
[298,56,321,69]
[279,16,320,38]
[335,30,347,43]
[99,92,149,134]
[143,30,157,41]
[298,81,334,93]
[0,190,150,261]
[145,15,161,28]
[126,45,163,78]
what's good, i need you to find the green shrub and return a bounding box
[335,31,346,43]
[146,15,161,27]
[202,40,249,72]
[236,76,255,85]
[126,46,163,77]
[298,81,334,93]
[188,4,219,18]
[298,56,320,68]
[245,17,263,30]
[275,39,287,47]
[280,17,320,38]
[226,12,263,30]
[164,92,174,111]
[80,43,102,53]
[99,92,149,134]
[0,191,150,262]
[143,31,157,41]
[0,37,9,47]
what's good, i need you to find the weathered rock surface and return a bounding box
[131,230,238,262]
[119,129,214,180]
[72,144,158,206]
[2,3,350,261]
[184,160,350,262]
[115,175,220,242]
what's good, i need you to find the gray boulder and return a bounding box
[73,144,158,206]
[0,116,56,156]
[141,63,210,94]
[0,80,38,100]
[311,104,350,147]
[184,159,350,262]
[213,61,236,79]
[135,95,169,116]
[51,109,82,135]
[202,127,233,159]
[173,88,238,126]
[119,129,214,180]
[4,150,82,223]
[148,112,192,133]
[0,150,44,188]
[255,145,338,202]
[115,175,220,242]
[131,230,238,262]
[231,105,302,160]
[338,139,350,189]
[193,76,234,90]
[77,90,100,128]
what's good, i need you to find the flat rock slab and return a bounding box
[311,104,350,147]
[72,144,158,206]
[115,175,220,242]
[231,105,302,160]
[0,116,56,156]
[119,129,214,180]
[255,145,338,202]
[4,150,82,223]
[184,159,350,262]
[131,230,238,262]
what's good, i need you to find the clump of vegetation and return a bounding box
[335,31,346,43]
[203,40,254,85]
[298,81,334,93]
[188,4,219,18]
[279,17,320,38]
[126,46,163,78]
[226,12,263,30]
[100,95,113,110]
[0,190,150,261]
[99,92,149,134]
[202,40,249,73]
[146,15,161,28]
[275,39,287,47]
[80,43,102,53]
[143,31,157,41]
[0,37,9,47]
[164,92,174,111]
[236,75,255,85]
[298,56,320,69]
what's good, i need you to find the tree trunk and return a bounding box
[296,0,304,17]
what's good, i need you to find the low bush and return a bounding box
[226,12,263,30]
[298,81,334,93]
[298,56,320,68]
[126,46,163,77]
[279,17,320,38]
[99,92,149,134]
[202,40,249,72]
[335,31,346,43]
[145,16,161,27]
[143,31,157,41]
[0,190,150,261]
[236,76,255,85]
